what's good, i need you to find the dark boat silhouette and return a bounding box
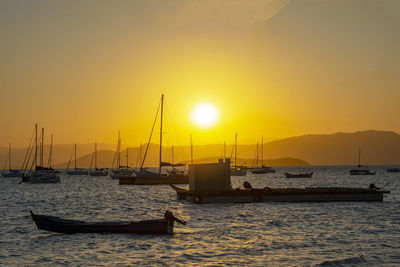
[250,137,275,174]
[66,144,89,175]
[2,143,22,177]
[30,210,186,235]
[349,149,376,175]
[387,167,400,173]
[284,171,313,178]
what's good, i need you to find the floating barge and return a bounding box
[170,159,390,204]
[119,175,188,185]
[170,184,389,203]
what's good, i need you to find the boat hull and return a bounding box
[110,171,135,180]
[230,169,247,176]
[285,172,313,178]
[67,170,89,175]
[170,185,389,204]
[349,170,376,175]
[2,172,21,177]
[22,172,60,183]
[30,212,173,234]
[387,168,400,173]
[251,168,275,174]
[119,175,188,185]
[89,171,109,177]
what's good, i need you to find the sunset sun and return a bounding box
[191,102,220,128]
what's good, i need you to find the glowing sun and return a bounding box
[191,102,220,128]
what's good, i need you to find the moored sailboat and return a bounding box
[349,149,376,175]
[22,125,60,183]
[2,143,22,177]
[119,94,188,185]
[89,143,108,177]
[387,167,400,173]
[284,170,313,178]
[230,133,247,176]
[111,132,135,179]
[66,144,89,175]
[251,137,275,174]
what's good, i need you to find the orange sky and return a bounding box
[1,0,399,147]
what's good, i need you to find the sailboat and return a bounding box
[111,132,135,179]
[230,133,247,176]
[66,144,89,175]
[387,167,400,173]
[349,149,376,175]
[285,168,313,178]
[2,143,22,177]
[22,125,60,183]
[165,146,187,177]
[89,143,108,176]
[251,137,275,174]
[119,94,188,185]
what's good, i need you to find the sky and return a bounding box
[1,0,399,147]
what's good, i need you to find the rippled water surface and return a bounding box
[1,166,399,266]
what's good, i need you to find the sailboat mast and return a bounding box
[256,142,259,167]
[358,148,361,167]
[190,134,194,166]
[34,124,38,168]
[224,142,226,160]
[9,143,11,171]
[117,131,121,168]
[74,144,77,169]
[48,134,53,168]
[261,136,263,167]
[234,133,237,168]
[159,94,164,175]
[171,146,174,165]
[41,128,44,167]
[139,144,142,168]
[126,147,129,167]
[95,143,97,169]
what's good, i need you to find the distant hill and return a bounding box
[262,130,400,166]
[1,130,399,168]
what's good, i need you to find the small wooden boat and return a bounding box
[285,172,313,178]
[387,167,400,173]
[30,210,186,235]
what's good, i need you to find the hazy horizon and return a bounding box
[2,129,399,168]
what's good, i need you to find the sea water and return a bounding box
[0,166,399,266]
